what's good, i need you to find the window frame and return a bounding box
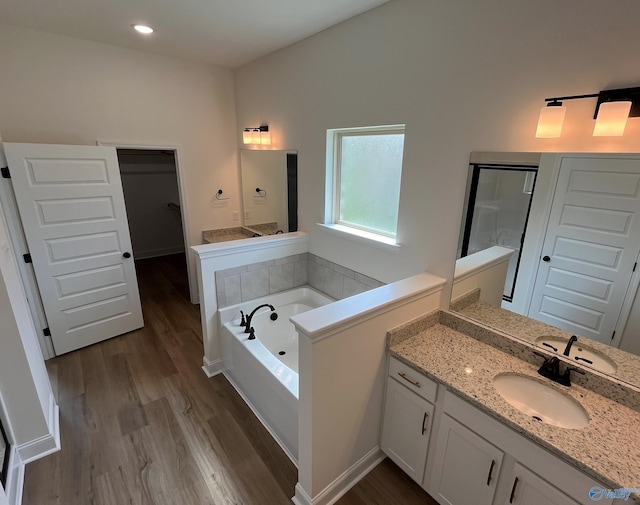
[327,124,406,241]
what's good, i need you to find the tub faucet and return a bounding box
[244,304,276,333]
[563,335,578,356]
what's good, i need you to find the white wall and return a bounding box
[234,0,640,295]
[0,196,59,503]
[292,274,445,504]
[0,24,240,302]
[620,289,640,356]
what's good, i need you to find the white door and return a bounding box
[4,143,143,354]
[529,155,640,345]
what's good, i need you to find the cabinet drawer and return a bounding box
[389,357,437,402]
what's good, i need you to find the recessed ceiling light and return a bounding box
[132,24,154,34]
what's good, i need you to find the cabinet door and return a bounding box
[429,414,504,505]
[381,377,434,484]
[507,463,580,505]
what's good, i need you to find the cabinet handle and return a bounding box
[486,460,496,486]
[509,477,519,503]
[397,372,421,387]
[421,412,429,435]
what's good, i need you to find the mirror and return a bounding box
[451,151,640,389]
[240,150,297,235]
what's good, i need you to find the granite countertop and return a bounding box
[202,227,253,244]
[454,298,640,388]
[202,223,280,244]
[390,323,640,502]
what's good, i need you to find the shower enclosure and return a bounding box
[0,416,9,488]
[459,163,538,302]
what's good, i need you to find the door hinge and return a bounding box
[1,166,9,179]
[634,262,637,272]
[611,330,616,342]
[43,327,51,337]
[23,253,32,263]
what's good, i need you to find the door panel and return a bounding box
[381,377,434,484]
[430,414,503,505]
[529,156,640,344]
[509,463,580,505]
[4,143,143,354]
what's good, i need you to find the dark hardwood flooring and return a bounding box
[23,253,436,505]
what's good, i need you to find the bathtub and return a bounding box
[219,286,333,463]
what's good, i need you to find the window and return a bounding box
[327,125,405,242]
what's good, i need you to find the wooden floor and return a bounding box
[24,253,437,505]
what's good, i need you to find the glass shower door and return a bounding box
[460,164,538,302]
[0,417,9,488]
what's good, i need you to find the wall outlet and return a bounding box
[232,211,239,221]
[244,210,250,219]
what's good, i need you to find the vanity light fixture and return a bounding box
[132,24,154,34]
[242,125,271,145]
[535,86,640,138]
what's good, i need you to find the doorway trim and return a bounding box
[97,140,196,303]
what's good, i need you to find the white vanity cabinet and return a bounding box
[381,356,614,505]
[507,463,583,505]
[429,414,504,505]
[380,358,437,484]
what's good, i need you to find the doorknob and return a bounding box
[542,255,550,262]
[123,252,131,259]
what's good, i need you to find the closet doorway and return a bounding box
[116,148,186,260]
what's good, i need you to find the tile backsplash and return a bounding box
[215,253,384,308]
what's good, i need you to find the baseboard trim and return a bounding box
[17,394,60,465]
[133,246,186,261]
[223,371,298,467]
[201,356,224,377]
[5,445,24,505]
[292,483,312,505]
[293,447,384,505]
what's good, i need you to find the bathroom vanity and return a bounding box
[381,312,640,505]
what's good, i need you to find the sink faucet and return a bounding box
[534,351,584,387]
[563,335,578,356]
[244,304,276,333]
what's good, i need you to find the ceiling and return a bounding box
[0,0,389,68]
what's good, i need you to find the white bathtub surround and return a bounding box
[215,253,310,307]
[192,232,310,377]
[290,272,446,505]
[214,252,384,309]
[219,287,333,462]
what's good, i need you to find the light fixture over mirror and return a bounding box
[535,101,566,138]
[592,100,632,136]
[535,86,640,138]
[242,125,271,145]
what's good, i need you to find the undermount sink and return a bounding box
[535,336,617,374]
[493,373,589,429]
